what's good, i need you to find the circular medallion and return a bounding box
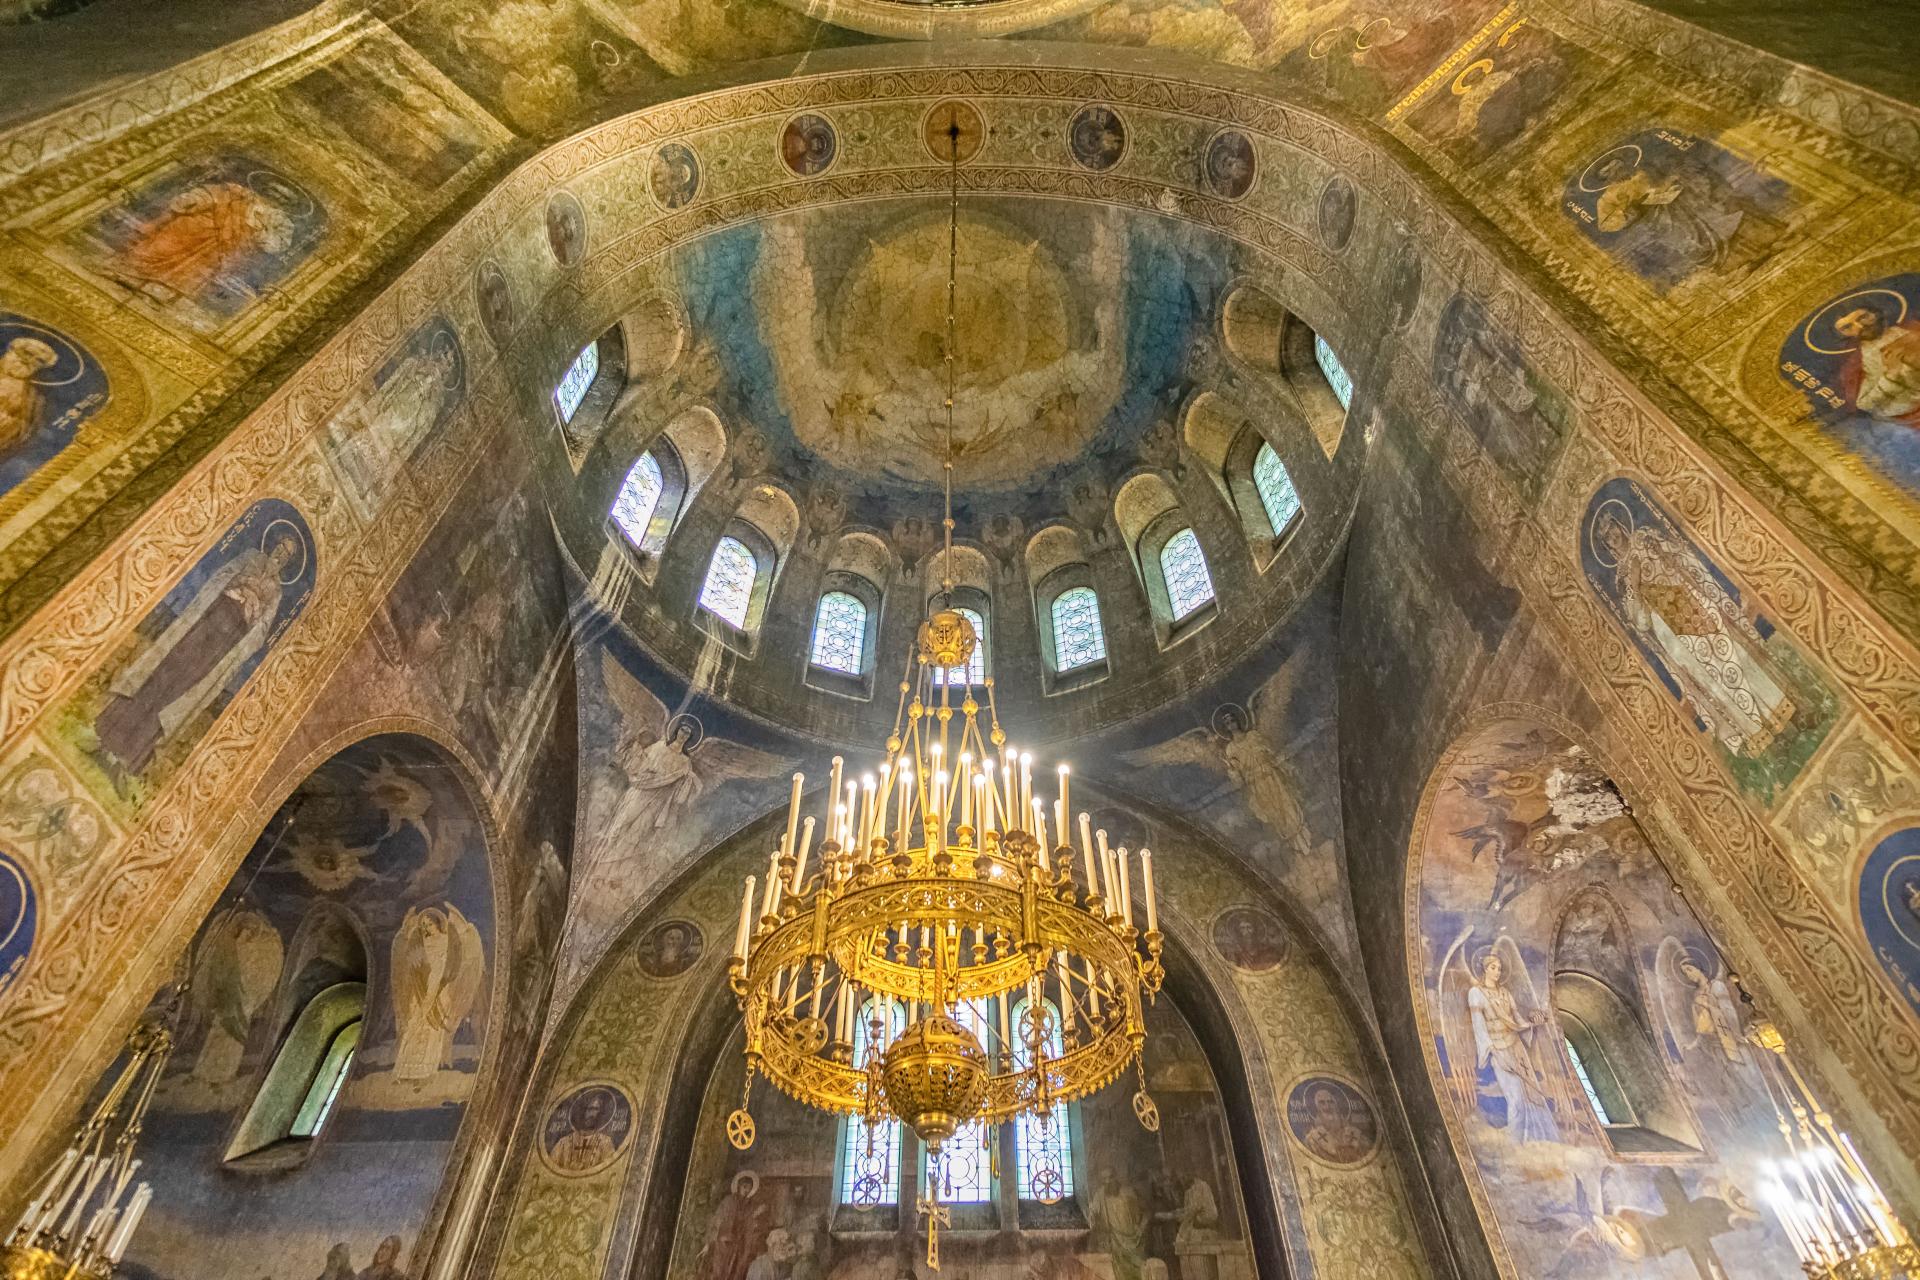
[1203,129,1256,201]
[726,1107,757,1150]
[648,142,701,210]
[1132,1089,1161,1132]
[1385,240,1423,333]
[474,261,514,350]
[545,191,587,268]
[635,918,704,978]
[539,1081,636,1176]
[923,100,987,165]
[1211,905,1290,973]
[780,113,838,177]
[1318,176,1357,252]
[1069,104,1127,172]
[1285,1074,1379,1166]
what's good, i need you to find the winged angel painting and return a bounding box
[391,903,484,1082]
[189,905,284,1085]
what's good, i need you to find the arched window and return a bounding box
[1314,334,1353,410]
[1050,587,1106,672]
[226,982,366,1160]
[1011,995,1075,1201]
[553,341,600,424]
[611,452,664,547]
[936,606,987,687]
[1158,528,1215,621]
[924,999,993,1204]
[810,591,868,675]
[1251,442,1301,536]
[699,536,757,629]
[840,998,905,1207]
[293,1018,361,1136]
[1562,1029,1628,1126]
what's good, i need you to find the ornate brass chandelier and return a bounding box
[724,118,1165,1269]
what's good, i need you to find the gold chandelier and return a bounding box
[724,116,1165,1270]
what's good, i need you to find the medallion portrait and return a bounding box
[779,114,837,177]
[1384,241,1423,333]
[541,1082,635,1176]
[1203,129,1256,200]
[0,310,109,499]
[635,918,704,978]
[1317,176,1357,252]
[79,152,328,333]
[546,190,587,268]
[1211,905,1289,973]
[0,847,36,1000]
[649,142,701,210]
[922,100,985,165]
[475,261,515,350]
[1777,273,1920,498]
[1857,826,1920,1020]
[1286,1075,1378,1166]
[1069,105,1126,172]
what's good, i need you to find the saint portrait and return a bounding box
[779,114,837,177]
[1069,105,1126,172]
[63,499,316,807]
[1566,129,1793,293]
[546,191,587,268]
[650,142,701,210]
[636,918,704,978]
[0,848,35,1001]
[1580,477,1836,803]
[1402,17,1576,163]
[1210,905,1289,973]
[1286,1076,1379,1166]
[324,317,465,520]
[0,310,109,499]
[1857,826,1920,1020]
[1384,241,1423,333]
[1317,176,1356,252]
[80,152,328,332]
[1777,273,1920,498]
[1203,129,1256,200]
[475,261,515,351]
[1433,291,1570,491]
[541,1082,635,1176]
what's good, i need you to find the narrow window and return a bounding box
[226,982,367,1160]
[1050,587,1106,672]
[811,591,868,675]
[612,452,664,547]
[290,1018,361,1137]
[1159,528,1215,621]
[841,998,904,1207]
[1012,996,1075,1202]
[699,536,757,629]
[1252,442,1301,536]
[925,999,993,1204]
[553,341,600,424]
[1314,334,1352,411]
[1565,1035,1615,1125]
[936,606,987,686]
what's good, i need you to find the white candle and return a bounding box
[1002,759,1015,832]
[735,876,757,958]
[1116,847,1133,925]
[784,772,804,859]
[762,848,783,918]
[19,1147,79,1236]
[1020,753,1034,827]
[860,774,878,849]
[844,782,859,846]
[828,756,845,836]
[897,768,913,848]
[1078,813,1095,893]
[1096,829,1113,901]
[1033,801,1050,863]
[106,1185,150,1263]
[1057,765,1070,830]
[1053,800,1066,851]
[59,1157,108,1237]
[959,753,973,831]
[1140,848,1158,932]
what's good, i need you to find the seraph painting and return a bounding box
[1777,272,1920,500]
[1857,826,1920,1020]
[1579,476,1837,805]
[54,499,316,813]
[1565,129,1793,294]
[1433,292,1571,492]
[0,309,109,499]
[76,151,329,334]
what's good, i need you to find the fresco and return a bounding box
[1211,905,1290,972]
[1433,292,1571,493]
[547,190,587,267]
[109,735,494,1280]
[74,151,329,335]
[1274,0,1504,112]
[635,918,704,977]
[1285,1075,1378,1166]
[0,310,110,499]
[0,847,34,1000]
[476,260,516,349]
[1777,272,1920,500]
[542,1082,637,1176]
[1317,176,1356,251]
[1579,477,1837,805]
[1396,16,1584,166]
[0,752,108,890]
[1411,722,1806,1279]
[1857,826,1920,1020]
[323,316,466,521]
[652,142,702,209]
[667,997,1255,1280]
[779,114,837,176]
[52,499,316,814]
[283,39,488,190]
[1201,128,1255,200]
[1070,104,1127,171]
[1564,129,1794,295]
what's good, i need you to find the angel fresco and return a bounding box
[190,905,283,1084]
[1535,1166,1755,1280]
[389,903,484,1082]
[1439,933,1562,1143]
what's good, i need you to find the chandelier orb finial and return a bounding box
[880,1013,989,1152]
[918,609,977,670]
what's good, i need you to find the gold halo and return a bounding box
[1576,143,1644,194]
[1802,287,1910,356]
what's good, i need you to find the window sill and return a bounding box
[1162,601,1219,649]
[694,607,757,658]
[1598,1125,1702,1158]
[804,664,874,701]
[1045,660,1109,695]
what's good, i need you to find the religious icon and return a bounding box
[1857,826,1920,1020]
[1283,11,1465,112]
[389,902,485,1082]
[0,848,35,1002]
[546,190,588,268]
[541,1082,635,1176]
[1317,176,1356,251]
[779,114,837,177]
[0,310,109,498]
[1433,291,1570,489]
[1068,105,1126,172]
[636,918,704,978]
[1384,241,1422,332]
[1566,129,1792,293]
[324,317,465,520]
[650,142,701,210]
[1286,1076,1379,1166]
[1437,932,1564,1143]
[1203,129,1255,200]
[1780,273,1920,444]
[697,1170,770,1280]
[475,261,515,350]
[1401,17,1575,161]
[1208,906,1290,973]
[188,905,284,1083]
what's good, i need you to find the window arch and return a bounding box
[1011,994,1076,1202]
[1252,442,1301,536]
[840,997,905,1208]
[553,341,600,424]
[810,590,869,675]
[611,452,664,547]
[226,982,367,1159]
[1314,334,1353,410]
[1158,527,1215,621]
[699,536,757,629]
[1182,393,1304,569]
[1049,587,1106,672]
[699,486,801,643]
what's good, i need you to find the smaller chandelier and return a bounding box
[727,611,1164,1268]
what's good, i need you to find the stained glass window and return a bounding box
[699,536,757,629]
[811,590,868,674]
[291,1018,359,1138]
[926,999,993,1204]
[1564,1036,1616,1124]
[553,340,600,424]
[1252,442,1301,536]
[842,997,905,1206]
[1050,587,1106,672]
[935,606,987,686]
[612,452,664,547]
[1012,996,1074,1201]
[1159,528,1215,621]
[1314,334,1352,410]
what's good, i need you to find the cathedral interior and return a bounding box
[0,1,1919,1278]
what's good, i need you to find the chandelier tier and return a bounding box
[725,114,1163,1270]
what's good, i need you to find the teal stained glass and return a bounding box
[1314,334,1353,410]
[612,452,664,546]
[699,536,756,628]
[1050,587,1106,671]
[553,341,600,423]
[1159,528,1215,621]
[811,590,868,674]
[1011,997,1074,1200]
[842,998,905,1206]
[1252,442,1301,535]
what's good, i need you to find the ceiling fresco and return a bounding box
[672,200,1229,526]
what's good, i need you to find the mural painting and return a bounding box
[779,114,837,177]
[1069,104,1127,171]
[0,309,109,499]
[1278,1,1502,113]
[1777,273,1920,500]
[1433,292,1571,494]
[1857,826,1920,1020]
[283,39,489,190]
[476,260,516,349]
[1384,242,1423,333]
[541,1082,637,1176]
[668,997,1255,1280]
[547,191,587,267]
[1202,128,1255,200]
[1564,129,1794,295]
[1412,722,1804,1279]
[52,499,316,814]
[635,918,704,978]
[0,847,34,1000]
[1579,477,1838,804]
[652,142,702,210]
[1285,1075,1379,1166]
[74,151,329,335]
[1395,16,1584,166]
[323,316,466,521]
[1317,176,1356,251]
[0,752,108,890]
[1211,905,1290,973]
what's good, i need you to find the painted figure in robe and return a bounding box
[1833,302,1920,428]
[0,337,57,456]
[1468,951,1561,1143]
